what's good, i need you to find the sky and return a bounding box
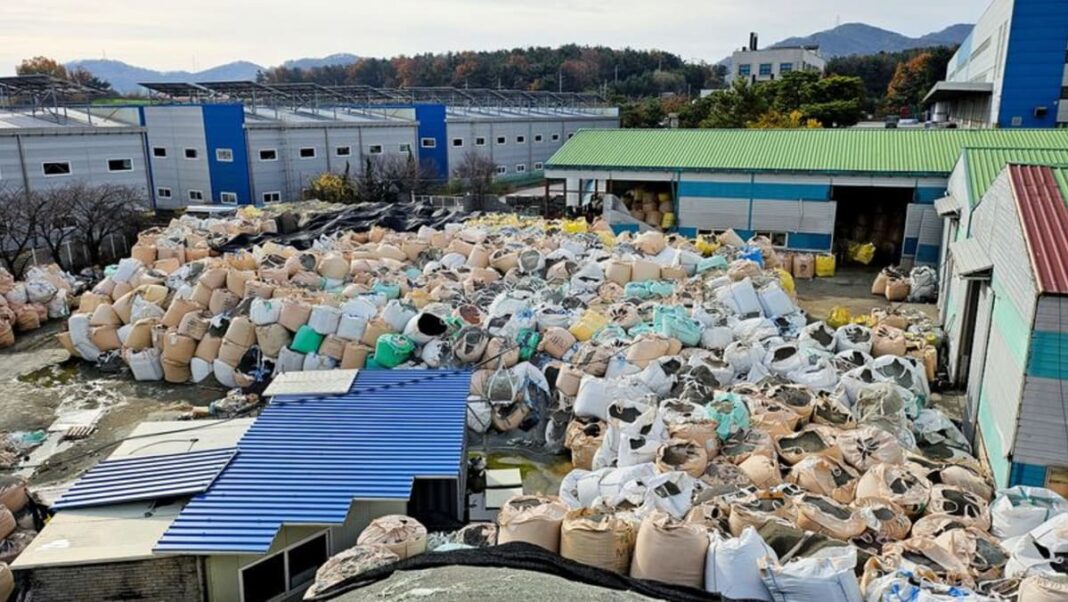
[1,0,981,74]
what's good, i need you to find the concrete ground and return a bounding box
[794,265,938,322]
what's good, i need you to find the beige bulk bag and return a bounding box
[881,537,973,587]
[401,239,430,262]
[465,244,490,269]
[89,303,122,327]
[625,335,673,368]
[838,426,905,470]
[560,509,637,574]
[738,454,783,489]
[189,282,213,308]
[496,495,568,552]
[555,364,584,397]
[630,259,660,282]
[793,253,815,279]
[871,271,889,296]
[195,334,223,362]
[871,324,907,357]
[318,335,346,361]
[853,497,911,541]
[786,456,859,504]
[185,247,211,262]
[0,477,28,513]
[284,253,317,276]
[161,297,201,329]
[793,493,867,540]
[224,316,257,348]
[162,332,197,364]
[226,269,255,298]
[721,428,776,466]
[226,251,257,271]
[290,271,322,289]
[156,245,186,264]
[668,421,720,459]
[135,284,167,305]
[855,463,932,517]
[718,229,745,247]
[356,515,427,560]
[125,319,157,350]
[112,291,137,324]
[153,257,181,275]
[564,420,605,470]
[13,306,39,332]
[540,327,577,359]
[318,253,350,280]
[89,325,122,351]
[0,507,14,540]
[130,243,157,265]
[375,244,408,263]
[885,278,910,302]
[199,267,228,289]
[177,311,211,341]
[482,337,519,368]
[926,485,990,531]
[278,299,312,333]
[341,342,372,369]
[1018,574,1068,602]
[774,426,842,466]
[244,281,275,300]
[92,277,116,298]
[53,329,72,353]
[76,292,107,315]
[604,260,632,285]
[608,304,641,329]
[489,249,519,273]
[634,231,666,255]
[630,510,708,589]
[656,439,709,478]
[447,238,474,258]
[259,267,289,285]
[360,318,393,348]
[208,288,240,315]
[216,339,248,368]
[161,357,192,383]
[111,280,133,302]
[660,265,688,281]
[255,324,292,359]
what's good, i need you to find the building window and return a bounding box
[780,62,794,73]
[420,138,437,149]
[215,148,234,162]
[188,190,204,202]
[336,146,351,157]
[516,135,525,144]
[534,134,543,143]
[475,137,486,146]
[567,133,574,139]
[299,147,316,159]
[452,138,464,148]
[263,191,281,204]
[534,162,544,170]
[399,144,411,153]
[156,187,172,199]
[240,532,328,602]
[753,231,789,247]
[516,164,526,173]
[259,149,277,161]
[496,136,506,145]
[152,147,167,158]
[738,64,751,77]
[220,192,238,205]
[551,133,560,141]
[496,165,507,175]
[42,162,72,176]
[107,158,133,172]
[369,145,383,155]
[184,148,198,159]
[759,63,772,76]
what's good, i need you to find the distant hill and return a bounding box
[67,54,361,94]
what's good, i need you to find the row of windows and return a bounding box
[737,63,796,76]
[257,141,422,162]
[451,132,571,148]
[495,162,544,175]
[32,159,134,177]
[155,187,283,205]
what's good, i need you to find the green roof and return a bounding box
[1054,167,1068,206]
[546,129,1068,177]
[964,147,1068,207]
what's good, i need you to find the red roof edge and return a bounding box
[1009,164,1068,295]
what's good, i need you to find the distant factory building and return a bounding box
[924,0,1068,128]
[727,32,826,84]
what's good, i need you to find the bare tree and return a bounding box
[453,152,497,200]
[33,184,80,271]
[0,185,50,278]
[70,184,147,266]
[373,153,435,200]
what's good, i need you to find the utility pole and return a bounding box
[558,70,562,93]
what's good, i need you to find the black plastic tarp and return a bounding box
[306,542,720,601]
[212,202,473,253]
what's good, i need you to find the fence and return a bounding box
[11,234,131,277]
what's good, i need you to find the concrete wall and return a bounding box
[19,556,203,602]
[728,47,826,83]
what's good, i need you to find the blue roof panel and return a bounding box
[53,447,238,510]
[154,369,469,554]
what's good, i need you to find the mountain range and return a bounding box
[69,22,972,94]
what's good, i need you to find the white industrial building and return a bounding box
[727,33,826,84]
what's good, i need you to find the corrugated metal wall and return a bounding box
[903,205,943,265]
[143,106,212,208]
[10,130,149,196]
[1015,295,1068,467]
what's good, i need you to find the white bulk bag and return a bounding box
[640,471,697,519]
[250,298,282,326]
[381,300,417,332]
[127,348,164,381]
[701,326,734,351]
[1005,514,1068,578]
[112,258,143,283]
[705,527,777,601]
[47,290,70,319]
[213,360,240,388]
[421,339,451,368]
[991,486,1068,539]
[466,398,492,433]
[117,324,133,346]
[340,297,379,321]
[835,324,873,354]
[799,321,837,352]
[308,304,343,335]
[558,468,589,508]
[574,375,611,421]
[336,314,368,341]
[439,252,466,269]
[717,279,763,316]
[758,282,796,318]
[872,355,930,399]
[190,357,213,383]
[130,295,164,323]
[303,352,337,371]
[604,355,641,379]
[733,317,778,342]
[68,313,101,362]
[725,340,765,374]
[275,347,305,375]
[25,280,58,304]
[759,546,862,602]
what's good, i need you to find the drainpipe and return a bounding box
[15,134,30,193]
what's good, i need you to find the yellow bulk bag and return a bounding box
[695,237,720,257]
[561,219,588,234]
[569,310,608,342]
[815,254,836,277]
[660,212,676,229]
[827,306,852,329]
[775,268,795,297]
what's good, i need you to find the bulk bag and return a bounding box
[127,348,165,381]
[631,510,708,589]
[373,334,414,368]
[705,527,776,601]
[496,495,568,552]
[990,486,1068,539]
[308,304,342,335]
[291,325,324,354]
[275,346,305,374]
[356,515,427,560]
[759,546,862,602]
[249,298,282,326]
[559,508,637,574]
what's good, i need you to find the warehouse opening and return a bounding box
[607,181,675,230]
[831,186,912,266]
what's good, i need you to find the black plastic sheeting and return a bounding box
[212,202,473,253]
[307,542,720,601]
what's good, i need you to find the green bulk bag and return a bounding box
[373,334,415,368]
[291,325,324,354]
[706,391,751,440]
[372,282,401,300]
[516,328,541,361]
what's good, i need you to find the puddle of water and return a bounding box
[482,452,573,497]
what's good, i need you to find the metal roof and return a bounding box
[963,147,1068,208]
[923,81,994,104]
[950,239,993,276]
[1010,164,1068,295]
[154,369,470,555]
[545,129,1068,176]
[934,195,961,217]
[53,447,238,510]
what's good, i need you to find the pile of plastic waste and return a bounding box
[0,265,79,348]
[872,265,939,303]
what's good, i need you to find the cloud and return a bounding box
[0,0,976,74]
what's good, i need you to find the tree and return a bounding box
[305,169,356,203]
[16,56,68,79]
[68,66,113,92]
[33,185,80,271]
[884,48,956,118]
[69,184,147,266]
[800,75,866,127]
[748,109,821,129]
[0,186,49,277]
[452,153,497,200]
[699,79,769,128]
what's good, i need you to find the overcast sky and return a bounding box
[2,0,982,75]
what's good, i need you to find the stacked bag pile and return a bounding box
[0,476,36,598]
[0,265,77,349]
[872,265,940,304]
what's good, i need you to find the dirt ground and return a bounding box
[794,265,938,322]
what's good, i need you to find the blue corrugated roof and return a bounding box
[53,447,237,510]
[154,369,470,555]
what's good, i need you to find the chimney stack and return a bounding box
[749,32,759,51]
